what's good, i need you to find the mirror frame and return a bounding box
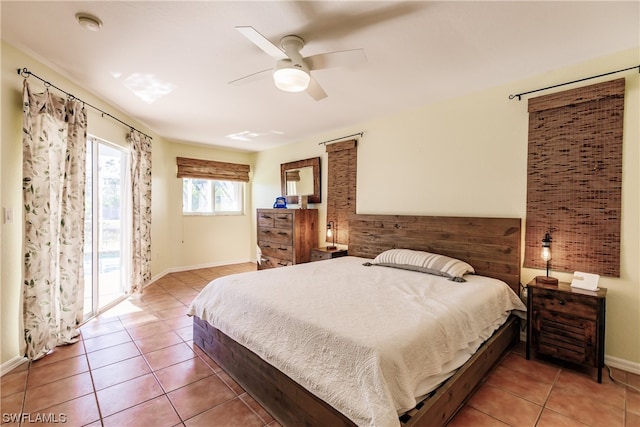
[280,157,321,204]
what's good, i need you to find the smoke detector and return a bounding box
[76,13,102,32]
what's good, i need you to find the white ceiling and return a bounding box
[2,1,639,152]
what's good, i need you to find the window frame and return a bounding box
[182,177,245,216]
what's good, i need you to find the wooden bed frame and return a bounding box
[193,214,522,427]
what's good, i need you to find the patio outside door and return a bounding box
[83,137,130,320]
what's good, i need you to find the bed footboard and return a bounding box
[193,315,355,427]
[193,315,520,427]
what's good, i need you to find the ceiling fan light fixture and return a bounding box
[273,66,310,92]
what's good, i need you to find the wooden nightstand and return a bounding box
[310,247,348,262]
[526,279,607,382]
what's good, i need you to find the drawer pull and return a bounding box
[278,247,287,251]
[263,244,271,248]
[276,216,289,220]
[262,230,271,234]
[278,262,288,266]
[278,232,288,236]
[261,215,272,219]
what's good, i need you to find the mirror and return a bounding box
[280,157,321,204]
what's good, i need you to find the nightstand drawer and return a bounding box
[534,310,596,365]
[310,248,348,262]
[311,251,332,262]
[532,289,598,320]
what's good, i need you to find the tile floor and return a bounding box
[1,262,639,427]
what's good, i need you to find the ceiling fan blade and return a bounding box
[306,76,327,101]
[236,26,287,60]
[306,49,367,71]
[228,68,272,86]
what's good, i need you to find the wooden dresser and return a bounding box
[257,209,318,270]
[526,280,607,382]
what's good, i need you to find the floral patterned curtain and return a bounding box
[128,130,152,294]
[22,81,87,360]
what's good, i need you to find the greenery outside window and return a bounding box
[183,178,244,215]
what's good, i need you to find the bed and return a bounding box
[189,214,524,427]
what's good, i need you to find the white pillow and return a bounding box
[370,249,475,282]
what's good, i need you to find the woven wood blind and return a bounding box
[176,157,250,182]
[326,140,357,245]
[285,170,300,182]
[524,78,624,277]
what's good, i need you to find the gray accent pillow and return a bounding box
[370,249,474,282]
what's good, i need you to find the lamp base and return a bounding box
[535,275,559,285]
[326,246,337,250]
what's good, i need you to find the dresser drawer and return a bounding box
[257,212,276,228]
[272,212,293,228]
[257,211,293,228]
[257,227,293,245]
[258,255,292,270]
[259,241,293,261]
[532,288,598,320]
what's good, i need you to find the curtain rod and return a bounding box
[18,67,153,140]
[508,65,639,101]
[318,132,363,145]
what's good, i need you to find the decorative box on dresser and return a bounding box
[257,209,318,270]
[526,279,607,382]
[310,247,348,262]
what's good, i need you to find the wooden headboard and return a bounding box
[348,214,522,293]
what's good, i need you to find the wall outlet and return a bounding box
[3,207,13,224]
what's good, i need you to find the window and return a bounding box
[183,178,244,215]
[176,156,250,215]
[326,140,357,245]
[524,78,624,277]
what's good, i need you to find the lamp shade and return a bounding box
[273,64,310,92]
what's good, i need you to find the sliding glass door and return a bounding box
[83,137,130,320]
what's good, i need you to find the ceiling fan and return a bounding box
[230,26,367,101]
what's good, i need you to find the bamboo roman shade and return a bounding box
[285,170,300,182]
[176,157,250,182]
[326,139,357,245]
[524,78,624,277]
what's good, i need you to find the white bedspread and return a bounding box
[187,256,525,427]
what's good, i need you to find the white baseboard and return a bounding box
[148,258,253,288]
[1,355,28,377]
[516,332,640,375]
[605,354,640,375]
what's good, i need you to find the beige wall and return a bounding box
[253,48,639,367]
[161,142,255,272]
